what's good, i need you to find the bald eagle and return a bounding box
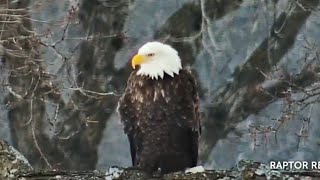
[118,42,200,174]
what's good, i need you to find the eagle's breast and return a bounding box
[118,69,200,174]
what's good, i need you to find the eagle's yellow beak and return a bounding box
[132,54,146,69]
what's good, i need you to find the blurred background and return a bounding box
[0,0,320,171]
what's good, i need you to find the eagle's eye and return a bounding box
[147,53,155,57]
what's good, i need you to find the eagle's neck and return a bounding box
[136,56,182,80]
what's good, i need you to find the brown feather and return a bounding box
[118,69,201,174]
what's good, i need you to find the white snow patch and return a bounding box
[185,166,205,174]
[105,167,123,180]
[55,175,62,179]
[255,168,265,176]
[9,169,18,174]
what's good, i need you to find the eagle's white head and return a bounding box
[131,42,182,79]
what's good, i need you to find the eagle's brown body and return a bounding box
[118,69,200,174]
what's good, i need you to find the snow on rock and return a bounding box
[105,167,123,180]
[0,139,33,179]
[185,166,205,174]
[8,146,32,168]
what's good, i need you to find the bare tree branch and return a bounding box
[199,0,320,163]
